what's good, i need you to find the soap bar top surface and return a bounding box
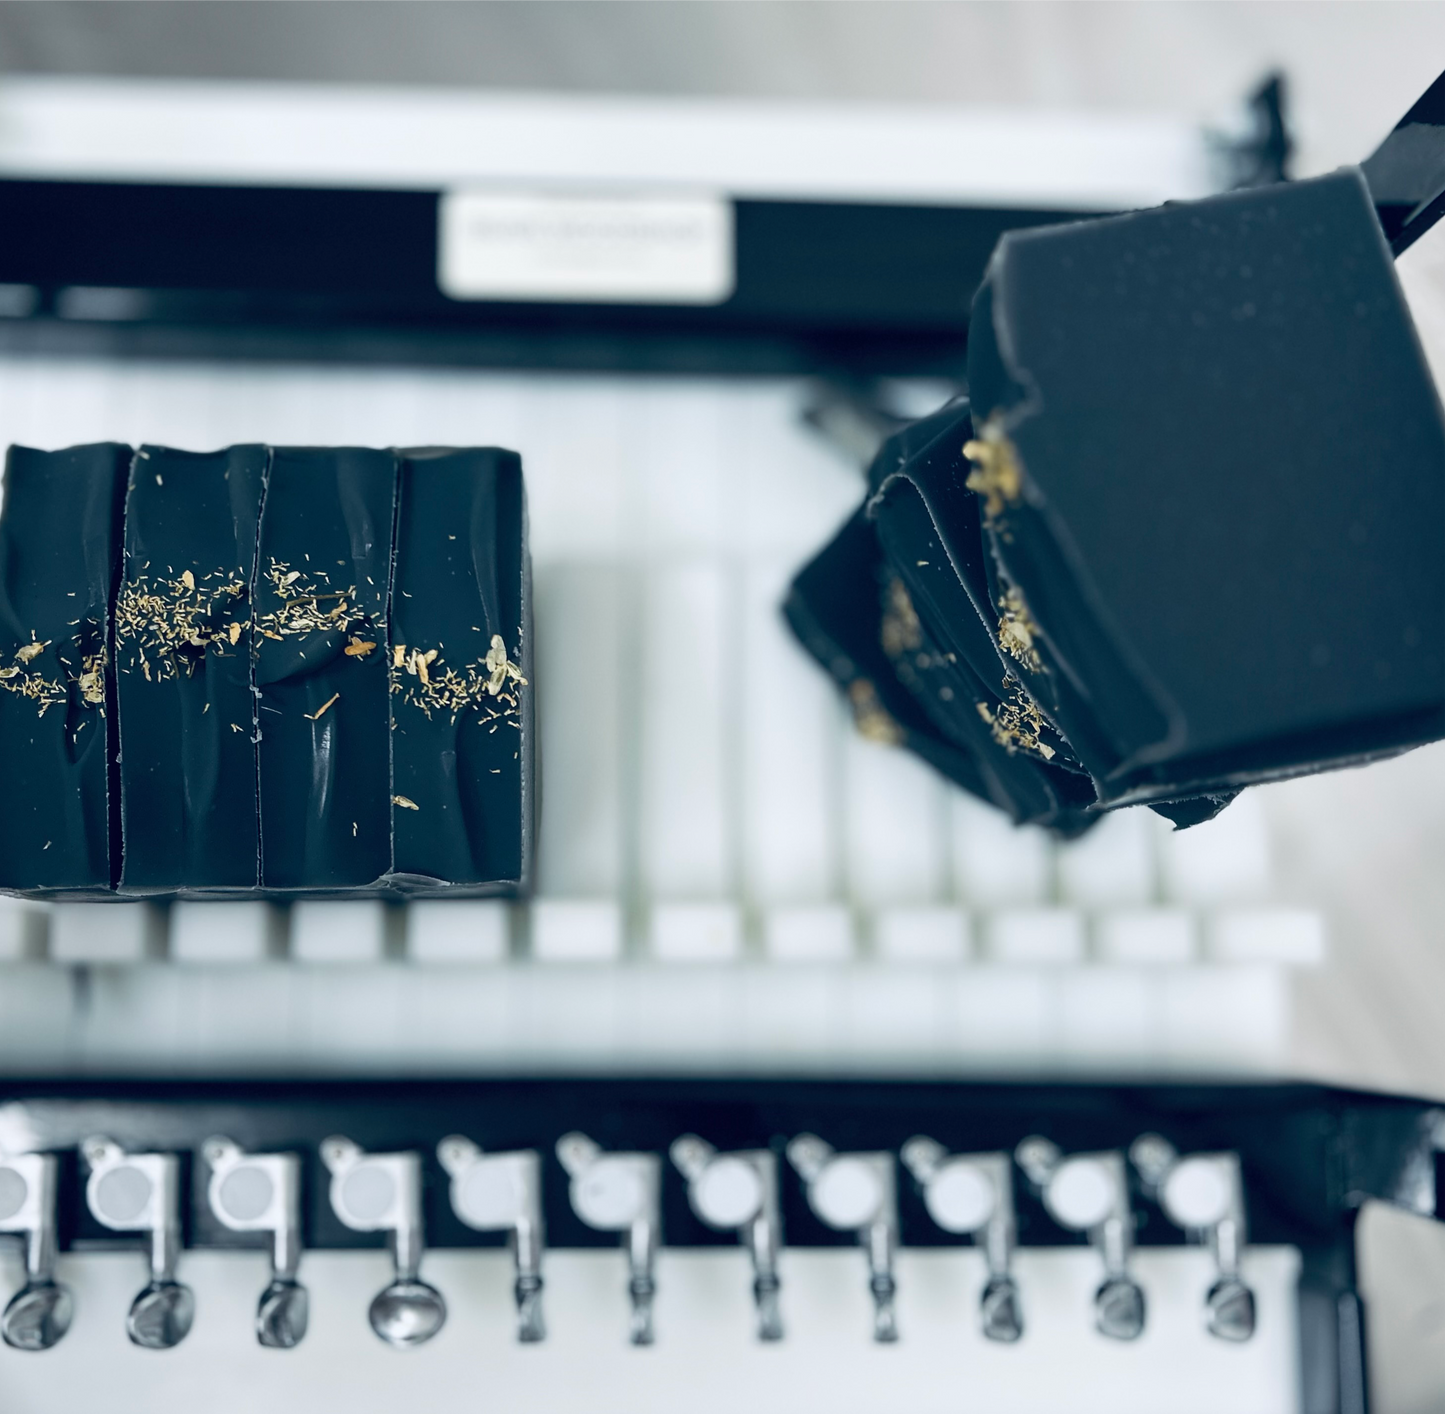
[390,447,531,890]
[254,446,399,890]
[970,168,1445,762]
[115,444,268,891]
[0,440,535,897]
[0,444,128,891]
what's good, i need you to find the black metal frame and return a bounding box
[2,1075,1440,1413]
[0,178,1105,377]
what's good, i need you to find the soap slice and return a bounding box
[389,448,533,895]
[784,509,994,807]
[0,444,128,895]
[967,168,1445,802]
[254,448,398,890]
[820,398,1088,827]
[867,403,1009,695]
[860,400,1217,830]
[115,445,268,892]
[869,475,1096,831]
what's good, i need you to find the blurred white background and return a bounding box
[0,0,1442,185]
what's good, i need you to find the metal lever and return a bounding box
[82,1136,194,1350]
[787,1133,898,1343]
[671,1134,783,1341]
[321,1136,446,1348]
[557,1131,660,1345]
[0,1150,72,1350]
[902,1136,1022,1343]
[437,1136,546,1343]
[1016,1136,1144,1341]
[203,1136,308,1348]
[1131,1134,1256,1342]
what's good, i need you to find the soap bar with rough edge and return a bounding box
[783,509,996,809]
[389,447,533,894]
[253,447,398,891]
[867,401,1013,702]
[0,443,128,895]
[868,466,1095,832]
[968,168,1445,803]
[114,445,268,892]
[864,407,1230,831]
[805,168,1445,839]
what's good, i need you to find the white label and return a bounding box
[438,188,734,305]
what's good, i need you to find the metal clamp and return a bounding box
[0,1150,72,1351]
[671,1134,783,1341]
[1132,1134,1256,1341]
[787,1133,898,1343]
[1016,1136,1145,1341]
[437,1136,545,1343]
[203,1136,308,1348]
[902,1136,1022,1342]
[82,1136,194,1350]
[321,1136,446,1348]
[557,1131,660,1345]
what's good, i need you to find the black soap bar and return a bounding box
[0,444,128,894]
[114,445,268,892]
[866,410,1232,831]
[784,510,996,808]
[874,381,1155,790]
[790,168,1445,835]
[389,448,533,894]
[869,463,1095,832]
[254,448,398,891]
[0,440,535,896]
[968,168,1445,802]
[867,403,1008,698]
[849,401,1096,831]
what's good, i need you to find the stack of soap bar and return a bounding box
[788,169,1445,834]
[0,443,533,898]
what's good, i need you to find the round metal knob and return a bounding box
[94,1164,154,1228]
[925,1161,996,1234]
[339,1165,398,1226]
[217,1164,276,1224]
[1162,1158,1233,1230]
[1,1281,73,1352]
[368,1278,447,1348]
[693,1157,764,1229]
[256,1278,309,1350]
[1047,1158,1115,1230]
[811,1157,884,1229]
[0,1167,28,1222]
[573,1160,647,1229]
[980,1275,1024,1344]
[1094,1277,1146,1341]
[1206,1277,1256,1342]
[456,1162,526,1229]
[127,1280,195,1350]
